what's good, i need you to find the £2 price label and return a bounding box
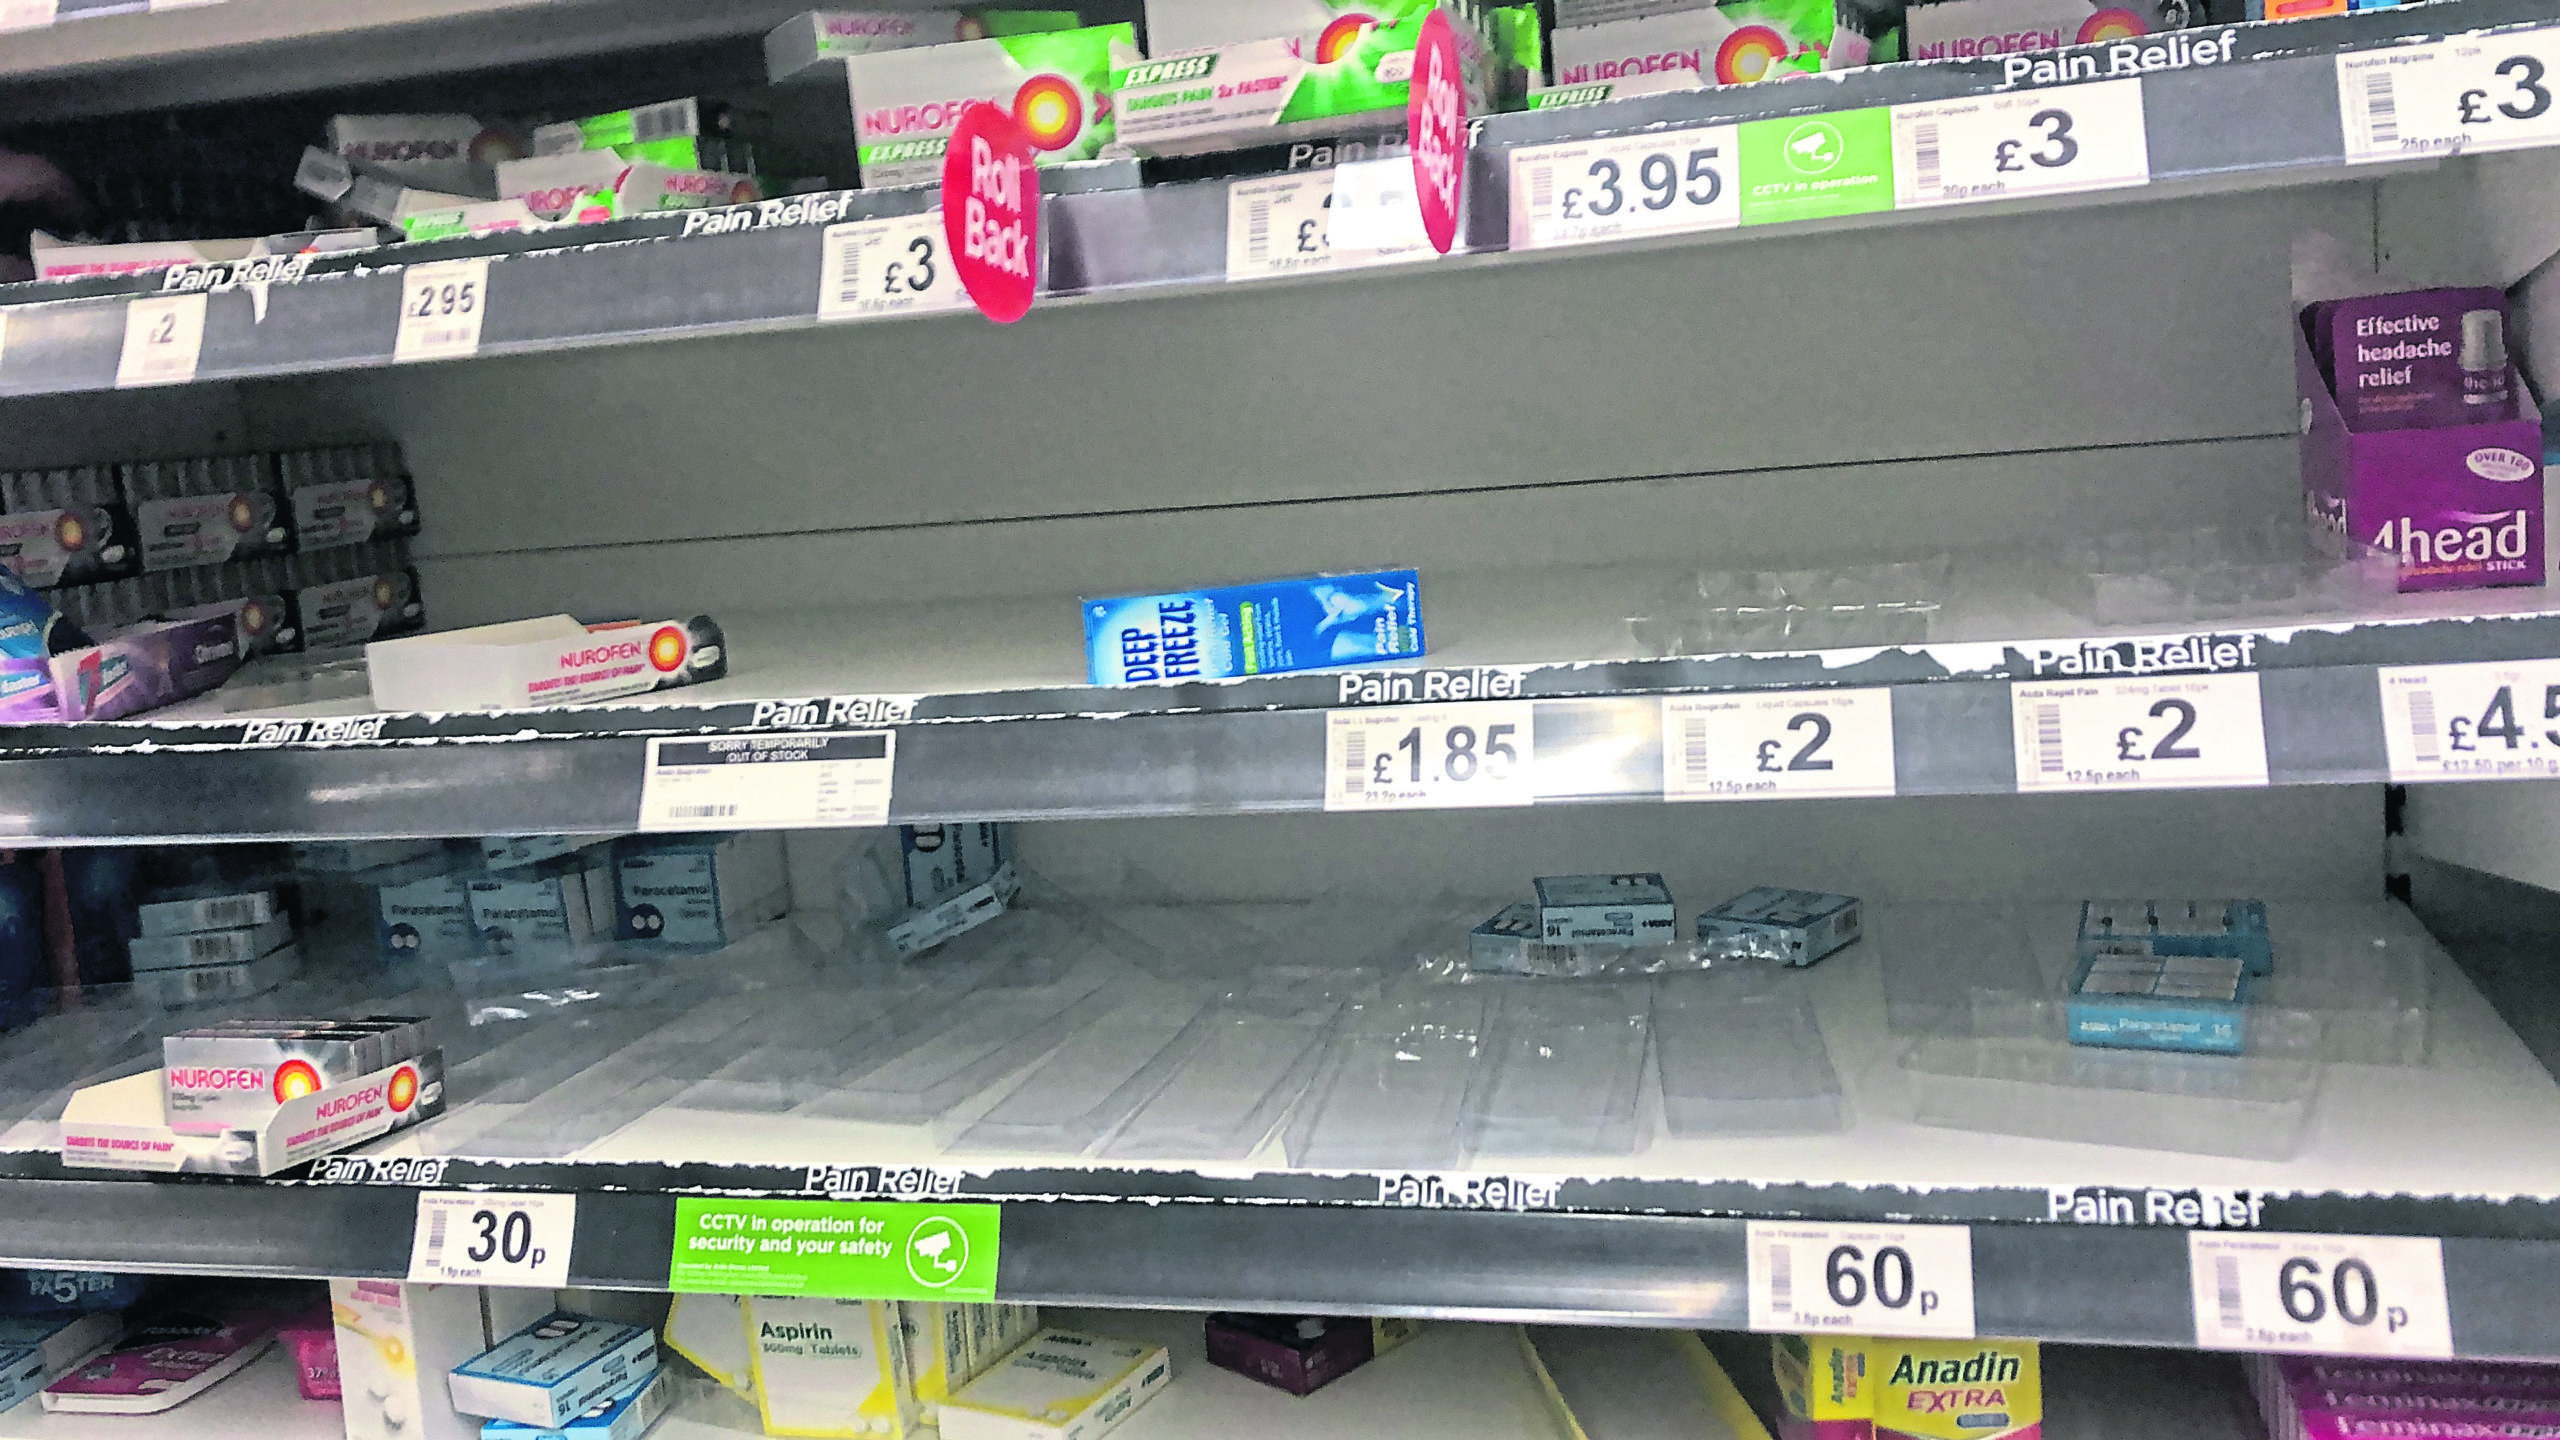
[820,213,969,320]
[2340,34,2560,163]
[1663,688,1896,801]
[1325,702,1534,810]
[2378,661,2560,782]
[395,258,490,363]
[2190,1232,2452,1357]
[409,1191,577,1288]
[1748,1221,1975,1338]
[116,295,206,388]
[2012,672,2267,792]
[1891,80,2149,208]
[1508,125,1740,251]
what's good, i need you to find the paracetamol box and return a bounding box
[368,856,479,967]
[450,1315,659,1429]
[1534,874,1676,945]
[2075,899,2272,977]
[482,1369,671,1440]
[745,1296,918,1439]
[941,1329,1170,1440]
[1696,887,1863,966]
[1468,902,1543,970]
[1084,569,1424,684]
[845,24,1132,187]
[483,836,613,873]
[127,912,295,973]
[135,889,279,938]
[466,855,614,956]
[613,831,789,948]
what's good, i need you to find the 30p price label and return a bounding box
[410,1192,577,1288]
[1663,688,1896,801]
[2340,34,2560,163]
[821,213,969,320]
[395,258,490,363]
[1508,125,1740,251]
[1748,1221,1975,1338]
[116,294,206,388]
[2379,660,2560,782]
[2012,673,2267,792]
[2189,1232,2452,1357]
[1227,170,1435,282]
[1891,80,2149,208]
[1325,702,1534,810]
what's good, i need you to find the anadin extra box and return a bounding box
[1776,1335,2041,1440]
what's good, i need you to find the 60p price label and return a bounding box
[1508,125,1741,251]
[1891,80,2149,208]
[1748,1221,1975,1338]
[2341,34,2560,163]
[409,1191,577,1288]
[2012,673,2267,792]
[2189,1232,2451,1357]
[1324,702,1535,810]
[2378,660,2560,782]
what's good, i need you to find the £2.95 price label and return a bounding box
[409,1191,577,1288]
[395,258,490,363]
[1890,80,2149,209]
[2340,34,2560,164]
[1507,125,1740,251]
[1325,702,1534,810]
[1662,688,1896,801]
[1227,170,1433,283]
[2189,1232,2452,1357]
[2378,660,2560,782]
[638,732,894,831]
[1747,1221,1975,1338]
[116,294,206,389]
[2012,672,2267,793]
[820,212,969,321]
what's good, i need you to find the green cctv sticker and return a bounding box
[1737,108,1895,226]
[668,1199,1001,1301]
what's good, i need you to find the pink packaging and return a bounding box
[278,1307,340,1400]
[2254,1355,2560,1440]
[41,1300,285,1414]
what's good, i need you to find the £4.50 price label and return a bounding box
[395,258,490,363]
[638,732,894,831]
[409,1191,577,1288]
[1747,1221,1975,1338]
[116,294,206,389]
[1227,170,1434,282]
[2377,660,2560,782]
[2012,672,2267,793]
[1508,125,1740,251]
[1325,702,1534,810]
[1891,80,2148,209]
[2190,1232,2452,1357]
[1663,688,1896,801]
[2340,34,2560,164]
[820,212,969,321]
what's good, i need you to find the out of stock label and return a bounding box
[2011,673,2267,792]
[116,294,206,388]
[820,212,969,320]
[2377,660,2560,782]
[1227,171,1434,282]
[1891,80,2149,208]
[395,257,490,363]
[409,1191,577,1288]
[2189,1232,2452,1357]
[1324,702,1535,810]
[1747,1221,1975,1338]
[1662,688,1896,801]
[669,1198,1000,1302]
[2339,34,2560,164]
[637,731,893,831]
[1508,125,1742,251]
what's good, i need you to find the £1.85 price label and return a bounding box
[820,212,969,321]
[409,1191,577,1288]
[2012,672,2267,792]
[1227,170,1434,283]
[1662,688,1896,801]
[1748,1221,1975,1338]
[2377,660,2560,782]
[1507,125,1740,251]
[2189,1232,2452,1357]
[1325,702,1534,810]
[1891,80,2149,208]
[2340,34,2560,164]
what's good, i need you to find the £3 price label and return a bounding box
[2189,1232,2452,1357]
[1227,171,1433,282]
[1508,125,1740,251]
[395,258,490,363]
[1325,702,1534,810]
[1891,80,2149,208]
[1747,1221,1976,1338]
[2377,661,2560,782]
[1663,688,1896,801]
[409,1191,577,1288]
[2340,34,2560,164]
[2012,672,2267,793]
[116,294,206,388]
[820,213,969,321]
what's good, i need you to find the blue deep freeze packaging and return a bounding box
[1083,569,1425,685]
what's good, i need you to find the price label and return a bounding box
[1226,171,1433,282]
[820,213,969,320]
[2340,35,2560,164]
[1324,702,1535,810]
[1326,159,1438,253]
[1891,80,2149,208]
[409,1191,576,1288]
[1662,688,1896,801]
[638,731,894,831]
[1747,1221,1975,1338]
[2189,1232,2452,1357]
[0,0,56,32]
[115,294,206,388]
[1508,125,1741,251]
[2377,660,2560,782]
[394,258,490,363]
[2012,672,2267,792]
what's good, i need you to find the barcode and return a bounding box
[423,1204,449,1270]
[1681,715,1711,785]
[2409,688,2439,765]
[834,232,866,306]
[2363,70,2399,147]
[1529,162,1553,215]
[1246,198,1272,264]
[631,98,698,144]
[2035,703,2066,774]
[2214,1253,2243,1334]
[200,896,260,927]
[665,804,738,819]
[419,324,470,350]
[1913,121,1942,194]
[1343,728,1367,797]
[188,933,237,963]
[1769,1240,1793,1315]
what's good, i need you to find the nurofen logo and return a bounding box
[169,1067,265,1092]
[2076,7,2149,42]
[562,639,647,670]
[53,512,86,553]
[1716,26,1791,83]
[1315,13,1375,64]
[228,495,257,532]
[865,98,979,135]
[649,625,689,672]
[385,1065,420,1113]
[272,1059,323,1103]
[1012,74,1085,150]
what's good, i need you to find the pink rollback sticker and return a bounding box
[1408,8,1468,255]
[941,100,1040,323]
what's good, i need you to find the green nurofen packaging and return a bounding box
[846,23,1133,188]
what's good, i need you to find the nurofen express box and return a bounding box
[613,831,790,948]
[450,1314,660,1429]
[367,615,728,712]
[1549,0,1843,88]
[0,466,136,589]
[483,1369,672,1440]
[1109,3,1497,158]
[845,23,1132,187]
[0,1312,124,1414]
[767,11,1084,81]
[1695,887,1863,966]
[1083,568,1424,684]
[1534,873,1676,945]
[123,455,292,572]
[531,97,735,170]
[59,1051,445,1175]
[940,1328,1171,1440]
[1903,0,2237,61]
[745,1296,917,1438]
[327,114,526,194]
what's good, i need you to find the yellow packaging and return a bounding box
[745,1297,918,1439]
[664,1293,753,1394]
[1773,1337,2040,1440]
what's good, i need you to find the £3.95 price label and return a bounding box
[1227,170,1434,282]
[1891,80,2148,209]
[409,1191,577,1288]
[2378,660,2560,782]
[638,732,894,831]
[2189,1232,2452,1357]
[116,294,206,389]
[1325,702,1534,810]
[2340,34,2560,164]
[2012,672,2267,793]
[1663,688,1896,801]
[1747,1221,1975,1338]
[1507,125,1740,251]
[820,213,969,321]
[395,258,490,363]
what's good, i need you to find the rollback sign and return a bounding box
[941,101,1039,323]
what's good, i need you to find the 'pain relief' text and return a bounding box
[749,696,917,728]
[2050,1185,2262,1228]
[239,716,391,746]
[1339,668,1525,704]
[2000,28,2236,88]
[2027,634,2258,677]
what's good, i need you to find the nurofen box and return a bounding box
[162,1016,433,1133]
[942,1329,1170,1440]
[281,443,418,551]
[1903,0,2238,61]
[60,1051,445,1175]
[1549,0,1843,88]
[767,11,1083,81]
[845,24,1132,187]
[366,615,727,711]
[745,1296,918,1439]
[328,114,526,194]
[1535,873,1676,945]
[290,545,426,650]
[0,466,137,590]
[1083,568,1424,684]
[450,1315,660,1429]
[1109,3,1498,157]
[124,455,292,572]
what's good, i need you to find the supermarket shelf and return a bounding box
[1,1,2552,400]
[0,1348,333,1440]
